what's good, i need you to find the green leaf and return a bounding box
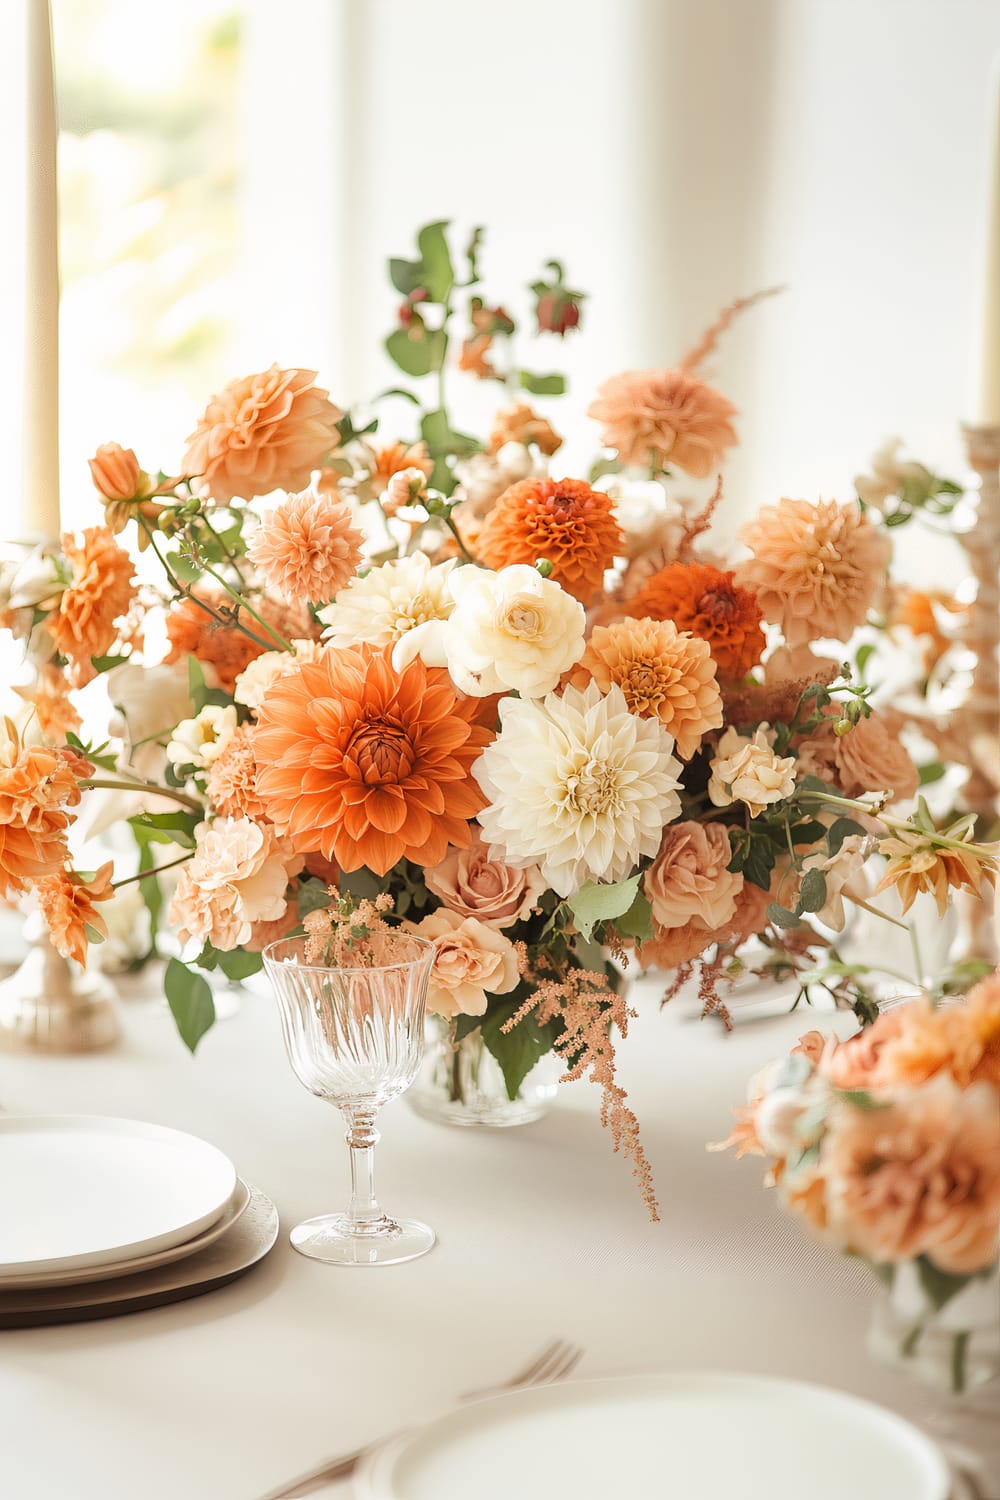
[827,816,867,855]
[419,408,481,459]
[90,652,131,673]
[416,220,454,302]
[767,902,800,930]
[167,551,203,586]
[918,761,947,787]
[838,1089,887,1111]
[614,888,655,943]
[385,327,446,379]
[789,820,827,846]
[463,225,484,283]
[376,386,422,405]
[388,257,424,296]
[164,957,216,1053]
[916,1256,972,1313]
[796,867,828,915]
[568,873,643,941]
[855,643,877,680]
[128,810,199,849]
[137,843,163,946]
[339,866,383,903]
[187,654,207,710]
[297,879,335,918]
[453,1013,482,1044]
[518,371,566,397]
[480,998,556,1102]
[742,837,777,892]
[216,948,264,981]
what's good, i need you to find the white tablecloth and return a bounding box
[0,973,973,1499]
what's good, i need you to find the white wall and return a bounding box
[243,0,1000,555]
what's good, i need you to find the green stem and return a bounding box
[443,512,475,563]
[137,518,280,655]
[80,777,202,813]
[197,561,292,652]
[112,851,193,889]
[798,791,996,859]
[844,893,910,932]
[908,921,926,986]
[951,1330,970,1395]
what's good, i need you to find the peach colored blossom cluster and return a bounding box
[721,975,1000,1279]
[169,818,304,951]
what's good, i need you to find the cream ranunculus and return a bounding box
[474,680,683,897]
[707,725,796,818]
[411,909,520,1018]
[166,704,238,772]
[233,640,324,712]
[408,563,586,698]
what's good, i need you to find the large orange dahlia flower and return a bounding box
[474,478,622,604]
[625,561,765,679]
[253,646,492,874]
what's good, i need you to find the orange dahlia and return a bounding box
[625,561,765,678]
[253,645,492,875]
[587,368,737,477]
[0,737,85,898]
[47,526,136,683]
[475,478,622,604]
[36,862,115,967]
[367,441,433,495]
[567,618,723,759]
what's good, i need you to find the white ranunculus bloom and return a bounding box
[232,640,323,712]
[397,564,586,697]
[319,552,459,651]
[473,680,683,897]
[597,474,688,561]
[166,704,238,772]
[106,661,195,750]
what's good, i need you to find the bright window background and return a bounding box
[3,0,1000,576]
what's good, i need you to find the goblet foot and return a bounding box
[289,1213,435,1267]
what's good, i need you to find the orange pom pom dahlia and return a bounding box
[47,526,136,680]
[475,478,622,604]
[253,646,492,875]
[625,561,765,679]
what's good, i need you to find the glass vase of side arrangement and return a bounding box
[263,931,436,1267]
[408,1011,561,1128]
[867,1261,1000,1498]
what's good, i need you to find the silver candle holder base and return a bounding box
[0,923,120,1053]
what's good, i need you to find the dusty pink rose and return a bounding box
[183,366,342,506]
[644,821,742,932]
[169,818,304,950]
[825,1077,1000,1274]
[425,831,545,929]
[411,909,520,1018]
[833,713,919,804]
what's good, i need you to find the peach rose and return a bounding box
[425,831,545,929]
[183,366,342,506]
[644,821,742,932]
[832,713,919,804]
[411,909,520,1018]
[825,1077,1000,1273]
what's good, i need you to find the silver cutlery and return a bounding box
[254,1338,584,1499]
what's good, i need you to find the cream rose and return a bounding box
[708,725,796,817]
[402,563,586,698]
[425,830,546,929]
[411,909,520,1018]
[643,821,742,932]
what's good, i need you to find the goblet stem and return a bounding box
[344,1109,388,1233]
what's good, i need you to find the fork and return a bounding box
[254,1338,584,1500]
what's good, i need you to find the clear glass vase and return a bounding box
[408,1014,559,1128]
[868,1262,1000,1496]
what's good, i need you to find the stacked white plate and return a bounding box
[0,1115,247,1291]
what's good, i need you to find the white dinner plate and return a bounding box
[356,1372,951,1500]
[0,1177,251,1289]
[0,1116,238,1275]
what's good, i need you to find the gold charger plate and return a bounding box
[0,1185,278,1328]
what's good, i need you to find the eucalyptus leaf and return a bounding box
[827,817,867,855]
[796,867,828,915]
[766,902,800,930]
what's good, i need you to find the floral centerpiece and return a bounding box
[716,970,1000,1396]
[1,223,997,1216]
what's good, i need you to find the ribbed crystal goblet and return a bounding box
[263,932,436,1266]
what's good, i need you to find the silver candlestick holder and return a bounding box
[0,911,120,1052]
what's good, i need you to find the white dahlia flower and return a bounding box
[473,680,683,897]
[318,552,459,651]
